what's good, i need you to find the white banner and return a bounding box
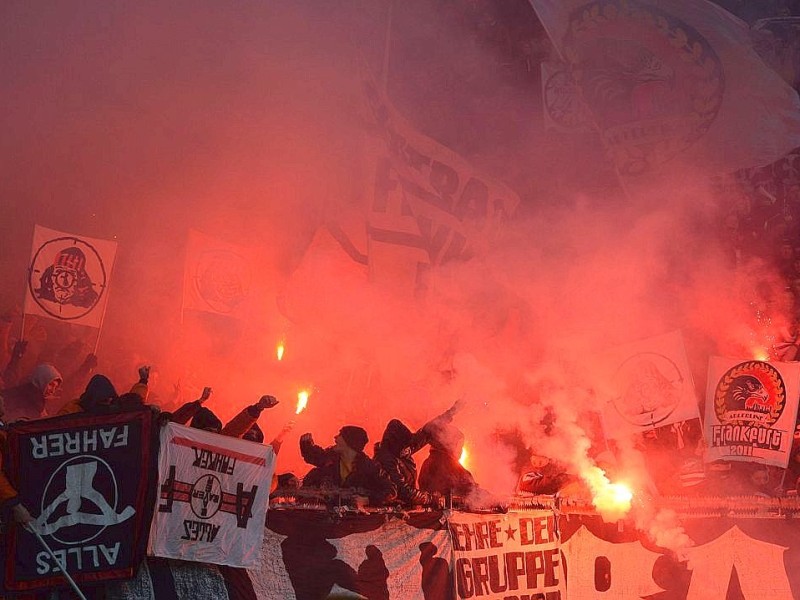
[183,229,254,318]
[448,510,564,600]
[148,423,275,567]
[705,357,800,467]
[357,77,520,295]
[529,0,800,177]
[24,225,117,328]
[600,331,700,439]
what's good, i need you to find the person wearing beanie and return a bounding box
[1,362,62,422]
[299,425,396,506]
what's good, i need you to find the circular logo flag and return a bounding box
[24,226,117,327]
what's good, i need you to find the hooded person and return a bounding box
[190,406,223,432]
[1,363,62,422]
[418,423,479,502]
[58,366,150,415]
[373,419,438,507]
[373,401,462,507]
[300,425,396,507]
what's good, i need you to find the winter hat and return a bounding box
[339,425,368,453]
[30,364,62,392]
[190,407,223,433]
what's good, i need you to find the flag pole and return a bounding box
[24,524,88,600]
[92,283,112,356]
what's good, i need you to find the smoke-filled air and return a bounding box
[4,0,800,561]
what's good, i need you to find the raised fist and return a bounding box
[199,387,212,403]
[12,504,34,525]
[300,433,314,446]
[138,365,151,384]
[256,394,279,410]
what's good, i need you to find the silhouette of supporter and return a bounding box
[300,425,396,506]
[281,532,358,600]
[419,542,451,600]
[419,423,478,501]
[355,545,389,600]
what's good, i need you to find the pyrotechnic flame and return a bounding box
[295,390,309,415]
[458,446,468,468]
[276,342,285,361]
[752,348,769,362]
[582,465,633,522]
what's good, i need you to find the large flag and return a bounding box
[599,331,700,439]
[704,356,800,467]
[182,229,254,318]
[528,0,800,177]
[24,225,117,328]
[4,410,157,592]
[353,77,520,295]
[148,423,275,568]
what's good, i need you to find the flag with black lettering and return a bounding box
[448,510,564,600]
[24,225,117,328]
[704,357,800,467]
[148,423,275,568]
[4,410,157,592]
[356,77,520,295]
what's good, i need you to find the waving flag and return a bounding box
[148,423,275,568]
[5,410,156,592]
[529,0,800,177]
[704,356,800,467]
[182,229,254,319]
[24,225,117,328]
[599,331,700,439]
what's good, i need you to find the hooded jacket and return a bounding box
[418,424,477,499]
[373,419,434,506]
[58,375,147,415]
[1,363,62,422]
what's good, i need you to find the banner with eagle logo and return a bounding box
[704,357,800,467]
[24,225,117,328]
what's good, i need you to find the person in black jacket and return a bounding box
[418,422,480,503]
[373,402,462,508]
[299,425,396,507]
